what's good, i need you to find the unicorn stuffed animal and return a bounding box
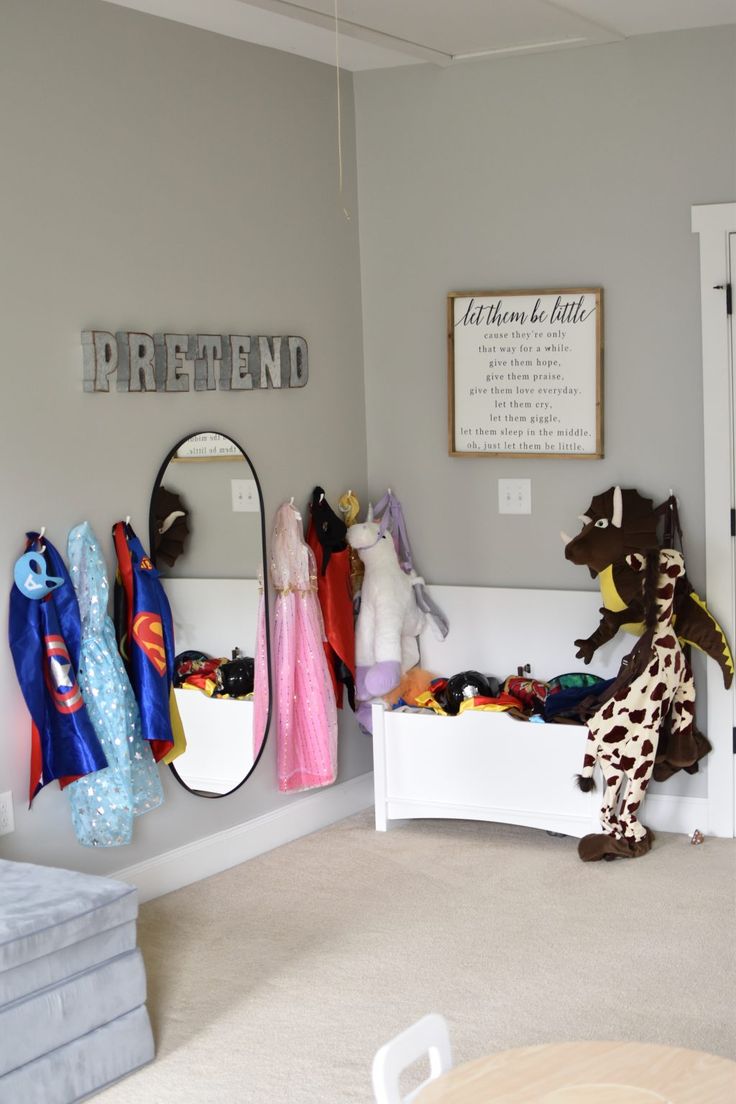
[347,506,425,726]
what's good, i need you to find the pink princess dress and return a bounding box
[254,501,337,792]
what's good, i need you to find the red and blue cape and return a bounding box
[9,533,107,804]
[112,521,176,762]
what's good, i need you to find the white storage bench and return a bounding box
[372,585,632,839]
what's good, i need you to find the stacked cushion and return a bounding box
[0,858,154,1102]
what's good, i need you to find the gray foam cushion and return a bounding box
[0,859,137,973]
[0,948,147,1077]
[0,1004,154,1104]
[0,920,137,1008]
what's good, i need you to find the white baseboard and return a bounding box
[112,772,374,903]
[642,793,708,837]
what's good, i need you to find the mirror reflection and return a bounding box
[150,431,270,797]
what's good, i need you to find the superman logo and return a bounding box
[44,635,84,714]
[139,557,154,571]
[133,612,167,675]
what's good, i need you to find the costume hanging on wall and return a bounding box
[269,501,337,792]
[305,486,355,710]
[252,570,270,762]
[65,523,164,847]
[337,490,364,599]
[9,532,107,804]
[575,549,697,861]
[564,486,733,686]
[562,485,727,779]
[347,505,426,732]
[371,491,449,641]
[112,520,185,764]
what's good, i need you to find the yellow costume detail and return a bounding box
[599,565,735,675]
[687,590,735,678]
[163,687,188,764]
[598,564,644,637]
[338,489,364,598]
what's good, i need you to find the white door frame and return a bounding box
[692,202,735,838]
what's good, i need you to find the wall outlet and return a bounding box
[231,479,259,513]
[498,478,532,515]
[0,791,14,836]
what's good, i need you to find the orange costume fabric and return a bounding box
[306,510,355,710]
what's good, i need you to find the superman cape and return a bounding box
[9,533,108,805]
[112,521,185,763]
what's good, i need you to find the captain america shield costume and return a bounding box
[9,533,107,803]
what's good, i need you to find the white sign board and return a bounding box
[174,432,245,460]
[448,288,603,457]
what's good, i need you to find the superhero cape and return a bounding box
[9,533,108,804]
[306,487,355,710]
[112,521,185,763]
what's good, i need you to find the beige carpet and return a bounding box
[97,813,736,1103]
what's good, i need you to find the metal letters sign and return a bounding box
[81,332,308,392]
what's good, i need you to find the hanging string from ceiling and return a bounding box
[334,0,352,222]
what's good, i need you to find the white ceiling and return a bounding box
[100,0,736,70]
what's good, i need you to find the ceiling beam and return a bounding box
[239,0,454,66]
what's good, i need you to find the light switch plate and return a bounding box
[498,478,532,515]
[231,479,259,512]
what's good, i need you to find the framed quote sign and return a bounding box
[448,287,603,458]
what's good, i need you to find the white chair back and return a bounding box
[372,1013,453,1103]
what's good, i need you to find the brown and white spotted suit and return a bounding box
[578,549,695,842]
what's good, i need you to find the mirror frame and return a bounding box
[149,429,272,798]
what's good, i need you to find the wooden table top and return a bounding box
[416,1040,736,1103]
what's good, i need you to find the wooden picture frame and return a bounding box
[448,287,603,458]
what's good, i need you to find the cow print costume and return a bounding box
[577,548,694,859]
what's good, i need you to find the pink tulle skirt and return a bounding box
[253,501,338,792]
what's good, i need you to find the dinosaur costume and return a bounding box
[563,486,731,782]
[564,486,733,687]
[576,549,696,861]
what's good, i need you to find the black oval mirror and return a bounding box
[149,431,270,797]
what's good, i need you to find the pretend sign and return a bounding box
[448,288,603,458]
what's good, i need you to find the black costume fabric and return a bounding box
[305,487,356,710]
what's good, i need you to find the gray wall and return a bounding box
[0,0,371,872]
[2,7,734,872]
[354,28,736,800]
[354,28,736,594]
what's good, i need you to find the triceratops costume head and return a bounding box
[563,486,660,576]
[562,484,732,800]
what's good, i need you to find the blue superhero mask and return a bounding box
[14,551,64,600]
